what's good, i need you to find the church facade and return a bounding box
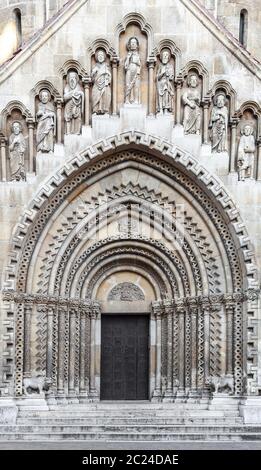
[0,0,261,438]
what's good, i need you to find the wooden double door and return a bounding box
[101,314,149,400]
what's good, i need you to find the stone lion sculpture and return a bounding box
[206,375,234,395]
[23,373,51,396]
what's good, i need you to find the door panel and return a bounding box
[101,315,149,400]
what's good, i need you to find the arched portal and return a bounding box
[3,132,258,403]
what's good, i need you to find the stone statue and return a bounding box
[91,49,111,114]
[156,48,174,115]
[9,121,26,181]
[23,373,50,396]
[182,73,201,134]
[206,375,234,395]
[124,36,141,105]
[209,93,228,152]
[36,89,56,152]
[64,70,84,134]
[237,124,256,181]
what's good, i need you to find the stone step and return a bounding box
[18,409,240,417]
[1,424,255,433]
[0,431,260,441]
[17,417,243,425]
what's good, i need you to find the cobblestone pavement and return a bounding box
[0,441,260,450]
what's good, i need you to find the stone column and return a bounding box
[79,305,90,398]
[23,300,33,376]
[152,301,163,401]
[89,302,100,400]
[163,300,173,400]
[0,134,7,182]
[56,100,63,144]
[230,118,239,173]
[57,304,66,398]
[189,299,198,393]
[46,306,54,380]
[175,78,183,125]
[185,306,191,393]
[68,306,77,397]
[111,57,119,116]
[147,57,156,117]
[83,77,92,126]
[56,99,63,144]
[27,119,34,173]
[203,99,210,144]
[176,304,185,394]
[172,304,179,394]
[257,139,261,180]
[203,303,210,381]
[225,300,234,376]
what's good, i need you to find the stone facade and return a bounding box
[0,0,261,432]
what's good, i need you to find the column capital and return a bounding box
[0,132,6,145]
[230,116,240,127]
[147,55,156,67]
[55,97,63,106]
[151,301,164,319]
[82,76,92,87]
[111,55,120,65]
[26,119,35,129]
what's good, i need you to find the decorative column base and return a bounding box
[151,388,162,402]
[88,389,99,402]
[162,388,174,402]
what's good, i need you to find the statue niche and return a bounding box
[36,89,56,153]
[237,123,256,181]
[91,49,112,115]
[124,36,141,105]
[64,70,84,135]
[209,92,228,152]
[156,48,174,115]
[182,73,201,134]
[8,121,26,181]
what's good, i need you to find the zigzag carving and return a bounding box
[36,183,220,296]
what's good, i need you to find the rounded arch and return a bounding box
[115,12,154,58]
[2,131,259,398]
[5,132,257,293]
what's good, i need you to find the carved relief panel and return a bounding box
[118,23,148,110]
[91,48,112,115]
[182,71,202,135]
[156,48,175,116]
[236,107,259,181]
[63,69,84,135]
[35,89,56,153]
[6,108,29,181]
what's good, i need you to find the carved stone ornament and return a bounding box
[36,89,56,153]
[124,37,141,105]
[64,70,84,135]
[91,49,112,114]
[108,282,145,301]
[182,73,201,134]
[8,121,26,181]
[209,93,228,152]
[237,124,256,181]
[156,48,174,114]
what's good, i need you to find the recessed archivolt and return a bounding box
[67,240,184,298]
[35,176,224,299]
[52,201,204,298]
[4,132,258,297]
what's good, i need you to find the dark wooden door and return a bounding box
[101,315,149,400]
